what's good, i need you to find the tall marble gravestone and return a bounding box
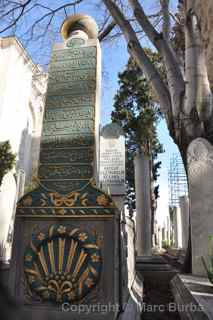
[188,138,213,276]
[10,15,120,320]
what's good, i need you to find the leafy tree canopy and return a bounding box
[0,141,16,187]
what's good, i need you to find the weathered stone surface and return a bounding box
[187,138,213,275]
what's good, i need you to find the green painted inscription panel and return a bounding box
[41,134,94,148]
[38,164,93,180]
[44,107,94,122]
[48,69,96,83]
[40,147,93,164]
[43,119,94,136]
[48,58,96,72]
[39,42,98,190]
[47,80,96,95]
[51,47,96,62]
[45,94,95,109]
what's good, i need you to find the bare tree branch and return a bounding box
[128,0,184,122]
[98,20,116,41]
[103,0,172,126]
[160,0,170,40]
[0,0,32,33]
[0,0,84,34]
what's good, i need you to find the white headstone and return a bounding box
[100,123,125,195]
[188,138,213,275]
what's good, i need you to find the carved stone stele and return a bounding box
[188,138,213,275]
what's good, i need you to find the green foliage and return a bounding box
[111,50,164,209]
[0,141,16,187]
[201,236,213,284]
[201,256,213,284]
[112,57,162,153]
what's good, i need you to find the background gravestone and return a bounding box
[188,138,213,276]
[9,15,120,320]
[173,206,182,249]
[100,123,125,196]
[179,196,189,250]
[134,151,152,256]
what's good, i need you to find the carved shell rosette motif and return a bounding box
[24,224,102,303]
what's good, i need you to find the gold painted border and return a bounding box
[17,206,115,209]
[16,215,114,218]
[39,179,91,181]
[39,162,93,166]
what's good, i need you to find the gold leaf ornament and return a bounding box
[37,233,45,241]
[91,253,100,263]
[22,196,33,207]
[25,254,33,262]
[49,192,80,207]
[96,194,109,206]
[57,225,66,234]
[78,232,88,242]
[24,225,102,304]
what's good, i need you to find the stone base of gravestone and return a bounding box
[188,138,213,276]
[9,215,119,320]
[9,180,120,320]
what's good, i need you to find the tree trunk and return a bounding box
[102,0,213,274]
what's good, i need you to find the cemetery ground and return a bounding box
[138,253,182,320]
